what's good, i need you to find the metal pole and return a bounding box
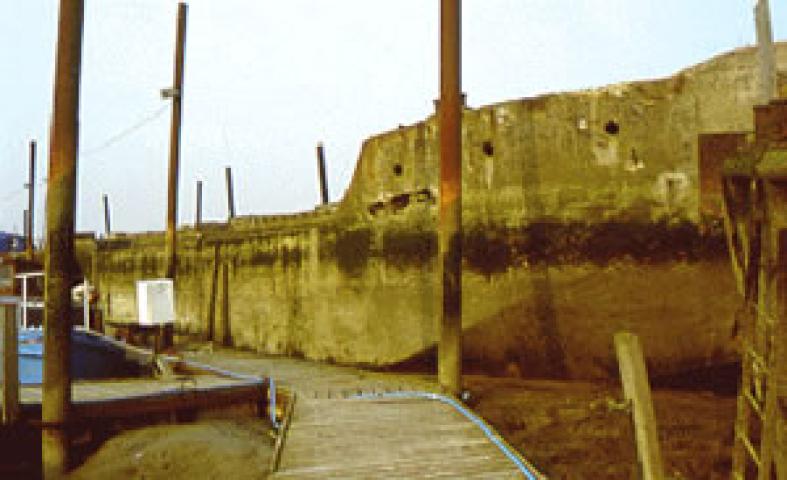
[102,193,111,236]
[195,180,202,227]
[27,140,36,259]
[316,142,329,204]
[165,2,188,279]
[43,0,83,476]
[437,0,463,395]
[755,0,776,104]
[225,166,236,220]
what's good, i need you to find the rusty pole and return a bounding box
[43,0,83,476]
[316,142,329,204]
[755,0,776,104]
[225,166,236,220]
[195,180,202,227]
[165,2,188,279]
[27,140,36,259]
[23,210,29,245]
[102,194,111,236]
[438,0,463,395]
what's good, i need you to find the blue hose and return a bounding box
[351,390,541,479]
[269,377,281,429]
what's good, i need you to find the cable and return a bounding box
[80,104,170,159]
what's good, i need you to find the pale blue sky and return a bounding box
[1,1,784,236]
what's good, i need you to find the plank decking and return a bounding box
[186,350,542,479]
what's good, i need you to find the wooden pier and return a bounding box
[186,350,544,479]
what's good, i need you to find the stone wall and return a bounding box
[80,44,787,381]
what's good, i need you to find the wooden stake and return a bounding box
[316,142,329,204]
[102,193,111,236]
[43,0,84,475]
[195,180,202,227]
[614,331,665,480]
[225,166,236,220]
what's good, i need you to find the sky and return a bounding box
[1,1,785,237]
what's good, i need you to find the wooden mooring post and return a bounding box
[2,304,19,424]
[225,166,236,220]
[102,193,111,236]
[316,142,329,205]
[164,2,188,279]
[437,0,463,395]
[614,331,665,480]
[44,0,84,475]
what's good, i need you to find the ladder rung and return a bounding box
[744,390,765,418]
[736,430,762,467]
[746,348,768,372]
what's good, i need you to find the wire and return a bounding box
[80,104,170,159]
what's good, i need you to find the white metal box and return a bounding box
[136,279,175,325]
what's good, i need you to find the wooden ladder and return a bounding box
[732,306,778,480]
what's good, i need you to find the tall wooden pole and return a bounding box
[755,0,776,104]
[225,166,236,220]
[27,140,36,259]
[316,142,329,205]
[195,180,202,227]
[102,194,111,236]
[2,304,19,425]
[165,2,188,279]
[43,0,83,476]
[438,0,463,395]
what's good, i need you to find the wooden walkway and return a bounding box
[18,374,264,420]
[185,349,542,479]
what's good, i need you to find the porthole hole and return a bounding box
[604,120,620,135]
[482,140,494,157]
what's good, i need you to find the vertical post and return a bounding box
[23,210,29,250]
[102,194,110,236]
[43,0,84,476]
[2,304,19,424]
[27,140,36,259]
[165,2,188,279]
[220,262,231,346]
[225,166,236,220]
[755,0,776,104]
[82,278,89,330]
[614,332,665,480]
[437,0,463,395]
[195,180,202,227]
[316,142,329,205]
[22,276,28,330]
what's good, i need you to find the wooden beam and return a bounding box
[614,331,665,480]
